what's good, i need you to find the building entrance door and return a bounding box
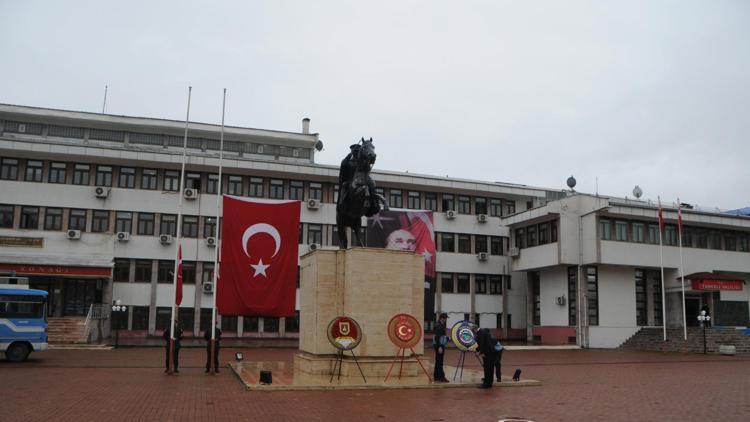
[63,279,103,316]
[685,296,701,326]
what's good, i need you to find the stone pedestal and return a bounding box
[295,248,425,378]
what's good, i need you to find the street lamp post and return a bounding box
[697,310,711,354]
[111,300,128,349]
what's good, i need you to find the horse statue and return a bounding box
[336,137,389,249]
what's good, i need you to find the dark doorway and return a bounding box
[685,297,701,326]
[63,279,103,316]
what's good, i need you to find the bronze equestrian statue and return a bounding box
[336,138,389,249]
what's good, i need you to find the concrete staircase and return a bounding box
[619,327,750,355]
[47,317,87,344]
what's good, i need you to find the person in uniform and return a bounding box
[433,312,449,383]
[163,319,183,373]
[495,338,504,382]
[475,328,497,388]
[204,325,222,373]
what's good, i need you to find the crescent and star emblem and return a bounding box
[241,223,282,278]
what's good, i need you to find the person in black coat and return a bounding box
[475,328,497,388]
[204,325,222,373]
[432,313,449,383]
[163,320,183,373]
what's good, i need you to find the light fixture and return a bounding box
[235,352,244,361]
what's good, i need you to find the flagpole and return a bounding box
[678,199,687,341]
[169,86,192,372]
[658,197,667,342]
[209,88,227,371]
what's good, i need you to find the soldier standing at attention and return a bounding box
[433,312,450,383]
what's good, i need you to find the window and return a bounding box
[118,167,135,188]
[475,197,487,215]
[186,173,201,190]
[243,315,259,334]
[458,196,470,214]
[475,235,488,253]
[538,223,549,245]
[634,269,646,326]
[599,219,612,240]
[442,194,454,211]
[203,217,217,238]
[650,271,662,326]
[202,263,215,284]
[285,311,300,333]
[695,230,708,248]
[44,208,63,230]
[309,183,322,201]
[48,162,67,183]
[158,260,174,283]
[665,225,678,246]
[407,192,421,209]
[551,220,558,242]
[91,210,110,232]
[515,228,526,249]
[475,275,487,294]
[155,307,171,331]
[115,212,133,234]
[0,158,19,180]
[725,234,736,251]
[738,235,749,252]
[307,224,322,245]
[458,234,471,253]
[531,271,540,325]
[289,181,304,200]
[568,267,577,326]
[20,207,39,229]
[631,222,645,243]
[182,261,196,284]
[225,175,243,196]
[333,185,339,203]
[441,273,454,293]
[114,259,130,282]
[132,306,149,330]
[182,216,199,238]
[160,214,177,236]
[527,225,537,247]
[331,225,339,246]
[425,193,437,211]
[72,164,90,185]
[132,213,154,235]
[647,224,659,244]
[504,200,515,216]
[164,170,180,191]
[390,190,403,208]
[134,260,152,283]
[0,205,14,228]
[615,221,628,241]
[206,174,219,194]
[95,165,113,186]
[489,199,501,217]
[141,169,158,190]
[457,274,470,293]
[249,177,264,197]
[269,179,284,199]
[490,236,503,255]
[708,231,722,250]
[25,160,43,182]
[489,275,502,295]
[586,266,599,326]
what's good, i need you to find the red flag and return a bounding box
[217,196,300,317]
[677,202,683,234]
[175,245,183,305]
[658,202,665,233]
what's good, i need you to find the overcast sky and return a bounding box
[1,1,748,209]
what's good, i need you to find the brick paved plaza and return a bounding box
[2,347,749,421]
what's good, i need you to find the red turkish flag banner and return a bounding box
[217,196,300,317]
[175,245,183,305]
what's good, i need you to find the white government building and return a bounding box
[1,103,748,348]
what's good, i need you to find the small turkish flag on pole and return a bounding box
[218,196,300,317]
[658,199,665,234]
[175,245,183,306]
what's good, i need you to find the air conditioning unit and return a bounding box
[307,199,320,210]
[94,186,110,198]
[202,282,214,293]
[159,234,174,245]
[183,188,197,199]
[477,252,489,261]
[116,232,130,242]
[509,247,520,257]
[309,243,320,252]
[66,229,81,240]
[445,210,456,219]
[205,236,216,247]
[556,296,566,306]
[477,214,488,223]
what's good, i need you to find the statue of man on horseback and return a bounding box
[336,137,389,249]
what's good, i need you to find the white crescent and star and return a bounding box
[241,223,281,278]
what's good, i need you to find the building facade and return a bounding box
[0,104,554,340]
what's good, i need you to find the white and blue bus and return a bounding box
[0,287,48,362]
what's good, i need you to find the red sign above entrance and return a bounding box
[0,263,112,277]
[691,280,743,291]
